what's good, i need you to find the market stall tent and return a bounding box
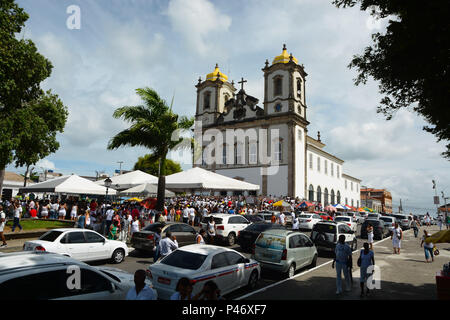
[165,167,260,192]
[119,183,175,198]
[19,174,117,195]
[95,170,158,190]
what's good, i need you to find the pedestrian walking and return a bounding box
[108,220,119,240]
[411,218,420,238]
[332,235,352,294]
[170,277,194,300]
[182,206,189,224]
[367,223,374,250]
[271,213,277,224]
[189,206,196,227]
[126,270,157,300]
[105,205,114,236]
[438,214,443,231]
[358,242,375,297]
[41,202,49,219]
[292,217,299,230]
[12,201,23,232]
[0,205,8,248]
[85,210,92,230]
[130,215,140,237]
[421,230,435,263]
[391,222,403,254]
[279,212,286,226]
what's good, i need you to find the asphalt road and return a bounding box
[87,224,370,300]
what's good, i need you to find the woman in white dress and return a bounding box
[58,203,67,220]
[367,223,374,250]
[70,204,78,221]
[391,222,403,254]
[196,229,206,244]
[40,202,49,219]
[130,216,140,236]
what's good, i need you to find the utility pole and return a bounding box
[442,191,448,225]
[117,161,124,175]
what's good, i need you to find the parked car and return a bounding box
[0,252,154,299]
[297,213,322,230]
[379,216,396,234]
[253,229,318,278]
[23,229,128,264]
[391,214,411,230]
[237,222,286,252]
[148,244,260,300]
[257,211,279,223]
[317,212,333,221]
[243,214,264,224]
[366,213,381,220]
[334,216,358,232]
[353,212,365,224]
[131,222,197,254]
[361,220,390,240]
[200,214,251,246]
[311,221,358,252]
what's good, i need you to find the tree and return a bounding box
[332,0,450,159]
[107,87,194,211]
[134,154,182,177]
[0,0,68,196]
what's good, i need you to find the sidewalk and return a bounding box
[245,226,450,300]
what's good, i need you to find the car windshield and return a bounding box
[393,215,407,220]
[143,223,165,232]
[161,250,208,270]
[245,223,273,232]
[380,217,392,222]
[313,224,336,234]
[368,214,378,218]
[335,217,349,222]
[255,234,286,250]
[39,231,63,242]
[201,217,223,225]
[300,215,312,218]
[365,221,381,226]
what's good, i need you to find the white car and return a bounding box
[0,251,154,300]
[334,216,358,232]
[23,229,128,263]
[200,214,251,246]
[297,213,322,230]
[148,244,261,300]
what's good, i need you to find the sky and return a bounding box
[8,0,450,215]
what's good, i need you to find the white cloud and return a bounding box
[36,159,56,170]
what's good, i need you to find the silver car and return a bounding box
[392,214,411,230]
[253,229,318,278]
[379,216,396,234]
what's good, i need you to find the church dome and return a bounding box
[206,64,228,82]
[272,44,299,65]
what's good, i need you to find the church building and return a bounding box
[194,45,361,207]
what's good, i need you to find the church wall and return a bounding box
[214,167,263,194]
[295,125,306,198]
[266,164,288,197]
[218,86,234,113]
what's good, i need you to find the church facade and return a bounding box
[194,45,361,207]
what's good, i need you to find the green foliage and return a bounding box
[134,154,182,177]
[333,0,450,159]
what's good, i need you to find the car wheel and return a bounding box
[111,249,125,264]
[309,254,318,268]
[286,263,295,278]
[247,270,259,289]
[227,233,236,246]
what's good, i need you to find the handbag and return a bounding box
[357,251,362,267]
[433,246,440,256]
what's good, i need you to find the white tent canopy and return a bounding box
[19,174,117,195]
[165,167,260,191]
[95,170,158,190]
[119,183,175,198]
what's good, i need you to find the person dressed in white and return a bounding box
[196,229,206,244]
[126,270,157,300]
[391,222,403,254]
[279,212,286,226]
[58,203,66,220]
[292,217,299,230]
[70,204,78,221]
[182,206,189,224]
[40,203,49,219]
[189,207,196,226]
[130,216,140,236]
[159,231,178,259]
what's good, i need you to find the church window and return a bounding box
[324,160,328,175]
[337,166,340,178]
[324,188,329,205]
[337,191,341,204]
[331,163,334,177]
[273,76,283,96]
[345,198,348,205]
[309,153,313,169]
[275,103,282,112]
[297,78,302,98]
[203,91,211,109]
[222,144,227,165]
[331,189,335,205]
[308,185,314,201]
[345,180,347,189]
[317,186,322,204]
[351,199,354,207]
[235,143,244,165]
[351,182,353,191]
[249,142,257,164]
[317,157,321,172]
[298,130,302,141]
[274,140,282,162]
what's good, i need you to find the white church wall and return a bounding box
[267,164,288,197]
[295,126,306,199]
[215,167,262,193]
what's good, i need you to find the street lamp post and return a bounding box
[105,177,112,203]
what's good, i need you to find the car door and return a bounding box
[84,231,110,260]
[224,251,247,290]
[234,216,250,232]
[210,252,234,294]
[60,231,89,261]
[301,234,316,264]
[288,235,307,268]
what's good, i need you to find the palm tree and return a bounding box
[107,87,194,211]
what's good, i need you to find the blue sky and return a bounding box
[8,0,450,214]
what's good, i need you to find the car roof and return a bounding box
[176,244,237,256]
[0,252,86,274]
[260,229,303,237]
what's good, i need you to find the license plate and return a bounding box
[158,277,171,285]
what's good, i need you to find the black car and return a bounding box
[130,222,197,253]
[243,214,265,224]
[360,219,389,240]
[237,222,286,252]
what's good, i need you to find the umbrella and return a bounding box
[125,197,143,202]
[363,207,373,212]
[358,207,366,212]
[425,230,450,244]
[297,201,314,208]
[325,205,337,212]
[333,204,347,210]
[273,200,291,207]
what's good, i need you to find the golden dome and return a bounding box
[272,44,299,65]
[206,64,228,82]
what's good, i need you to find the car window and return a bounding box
[342,225,352,233]
[161,250,207,270]
[338,225,346,234]
[313,224,336,234]
[211,252,229,269]
[74,269,112,295]
[246,223,271,232]
[235,216,249,224]
[167,224,183,233]
[179,224,195,233]
[289,235,301,248]
[313,215,321,219]
[301,235,313,247]
[66,232,86,244]
[39,231,63,242]
[84,231,104,243]
[143,223,165,232]
[225,252,245,265]
[228,217,239,224]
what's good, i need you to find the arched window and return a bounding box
[308,185,314,201]
[324,188,329,205]
[203,91,211,109]
[337,191,341,204]
[331,163,334,177]
[345,198,348,205]
[351,199,354,207]
[274,76,283,96]
[317,186,322,204]
[331,189,335,205]
[235,143,243,165]
[297,78,302,98]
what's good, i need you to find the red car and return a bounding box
[315,211,334,221]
